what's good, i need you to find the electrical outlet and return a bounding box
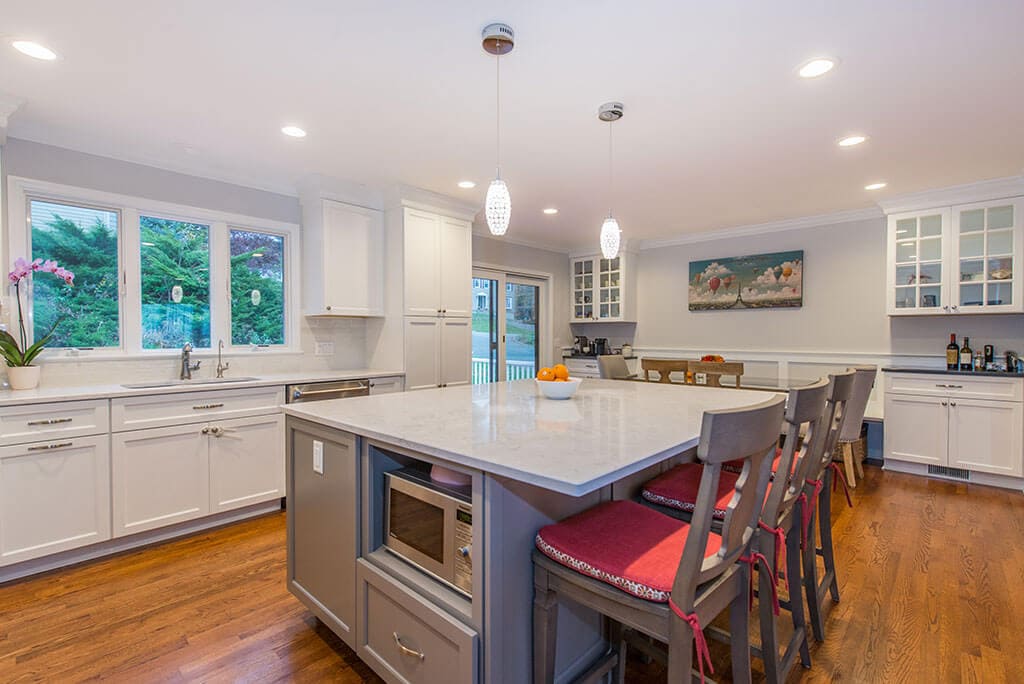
[312,440,324,475]
[695,372,707,385]
[314,341,335,357]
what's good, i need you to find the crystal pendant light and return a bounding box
[598,102,624,259]
[482,24,514,236]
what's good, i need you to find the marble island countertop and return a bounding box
[0,368,404,407]
[283,378,779,496]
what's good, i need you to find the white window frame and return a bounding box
[6,176,301,359]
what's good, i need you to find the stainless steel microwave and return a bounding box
[384,467,473,597]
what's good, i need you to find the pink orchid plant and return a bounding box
[1,257,75,367]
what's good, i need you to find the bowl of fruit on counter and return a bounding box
[535,364,582,399]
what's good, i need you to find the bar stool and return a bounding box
[833,365,877,488]
[597,354,636,380]
[800,370,856,642]
[640,379,831,684]
[532,395,785,683]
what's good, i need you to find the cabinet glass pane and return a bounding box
[600,273,609,288]
[920,215,943,237]
[584,275,593,289]
[960,259,984,282]
[600,289,608,303]
[610,303,620,318]
[583,261,593,274]
[575,305,584,317]
[609,288,620,303]
[988,281,1012,306]
[960,233,984,259]
[960,283,984,306]
[988,205,1014,230]
[895,242,917,263]
[989,257,1012,281]
[609,273,620,287]
[919,238,941,261]
[895,218,917,239]
[574,261,583,275]
[918,262,942,285]
[919,286,941,308]
[575,275,583,290]
[989,229,1013,256]
[895,264,916,286]
[960,209,984,233]
[600,304,609,317]
[574,291,584,304]
[894,287,915,308]
[611,257,620,271]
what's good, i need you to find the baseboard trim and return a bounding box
[883,460,1024,492]
[0,499,284,585]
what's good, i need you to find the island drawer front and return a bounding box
[111,387,285,432]
[885,373,1022,402]
[0,400,110,446]
[356,559,478,684]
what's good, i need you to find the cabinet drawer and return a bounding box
[885,373,1022,402]
[357,559,478,684]
[564,359,600,378]
[111,387,284,432]
[0,399,109,446]
[369,376,404,395]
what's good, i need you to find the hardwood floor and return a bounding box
[1,466,1022,682]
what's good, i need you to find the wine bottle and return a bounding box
[946,334,959,371]
[959,337,972,371]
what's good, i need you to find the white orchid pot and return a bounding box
[7,365,41,390]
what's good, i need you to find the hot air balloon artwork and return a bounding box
[687,250,803,311]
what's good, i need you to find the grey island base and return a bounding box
[283,378,780,684]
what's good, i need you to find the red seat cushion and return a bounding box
[535,500,722,602]
[641,463,739,519]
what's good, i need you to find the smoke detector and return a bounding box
[598,102,624,122]
[481,23,514,55]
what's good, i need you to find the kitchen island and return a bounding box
[282,378,777,684]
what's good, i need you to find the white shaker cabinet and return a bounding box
[302,197,384,317]
[403,208,472,318]
[403,317,471,390]
[209,414,285,513]
[570,252,636,322]
[0,435,111,567]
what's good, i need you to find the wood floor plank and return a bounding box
[1,465,1022,682]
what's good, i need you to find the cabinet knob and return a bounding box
[941,401,948,406]
[326,305,332,311]
[943,305,950,312]
[951,305,959,311]
[950,402,957,407]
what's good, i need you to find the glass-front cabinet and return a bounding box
[571,253,633,322]
[887,198,1023,316]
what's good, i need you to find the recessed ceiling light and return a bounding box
[865,182,887,190]
[12,40,57,61]
[281,125,306,138]
[798,58,835,78]
[542,208,558,215]
[457,180,476,189]
[837,135,867,147]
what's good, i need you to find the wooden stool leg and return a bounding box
[533,566,559,684]
[819,485,840,604]
[757,550,782,683]
[786,522,812,668]
[852,441,865,479]
[608,620,626,684]
[666,616,695,683]
[800,501,825,642]
[842,442,858,489]
[730,565,753,684]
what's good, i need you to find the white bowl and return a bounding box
[536,377,582,400]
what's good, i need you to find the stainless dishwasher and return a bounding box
[285,379,370,403]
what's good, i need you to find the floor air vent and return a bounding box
[928,465,971,481]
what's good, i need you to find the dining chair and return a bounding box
[800,369,856,642]
[640,378,830,683]
[597,354,635,380]
[640,357,688,383]
[686,361,745,388]
[834,365,877,488]
[533,394,786,683]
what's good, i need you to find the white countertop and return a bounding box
[0,369,404,407]
[283,378,780,496]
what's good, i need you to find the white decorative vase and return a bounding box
[7,365,41,390]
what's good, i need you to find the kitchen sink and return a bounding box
[121,377,261,389]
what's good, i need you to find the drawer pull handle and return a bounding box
[947,384,963,389]
[192,403,225,410]
[393,632,425,661]
[935,384,949,388]
[27,441,73,451]
[27,417,73,426]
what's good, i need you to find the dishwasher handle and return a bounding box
[290,384,369,401]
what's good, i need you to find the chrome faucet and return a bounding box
[216,339,230,378]
[180,343,201,380]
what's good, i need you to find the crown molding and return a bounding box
[637,206,883,250]
[297,173,384,211]
[384,184,479,220]
[0,93,25,145]
[877,175,1024,214]
[471,228,571,254]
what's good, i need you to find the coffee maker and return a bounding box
[592,338,609,356]
[573,336,589,356]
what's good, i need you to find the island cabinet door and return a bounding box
[948,398,1023,477]
[0,435,111,567]
[287,424,358,648]
[208,414,285,513]
[356,559,478,684]
[111,424,210,537]
[884,394,949,466]
[404,317,442,390]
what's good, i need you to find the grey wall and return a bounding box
[472,235,571,364]
[633,217,1024,357]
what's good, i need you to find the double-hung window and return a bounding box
[8,178,299,356]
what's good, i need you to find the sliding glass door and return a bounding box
[472,269,543,384]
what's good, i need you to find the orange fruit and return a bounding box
[553,364,569,380]
[537,367,555,381]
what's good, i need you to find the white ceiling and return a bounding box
[2,1,1023,251]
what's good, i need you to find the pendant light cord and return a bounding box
[495,53,501,178]
[608,121,614,218]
